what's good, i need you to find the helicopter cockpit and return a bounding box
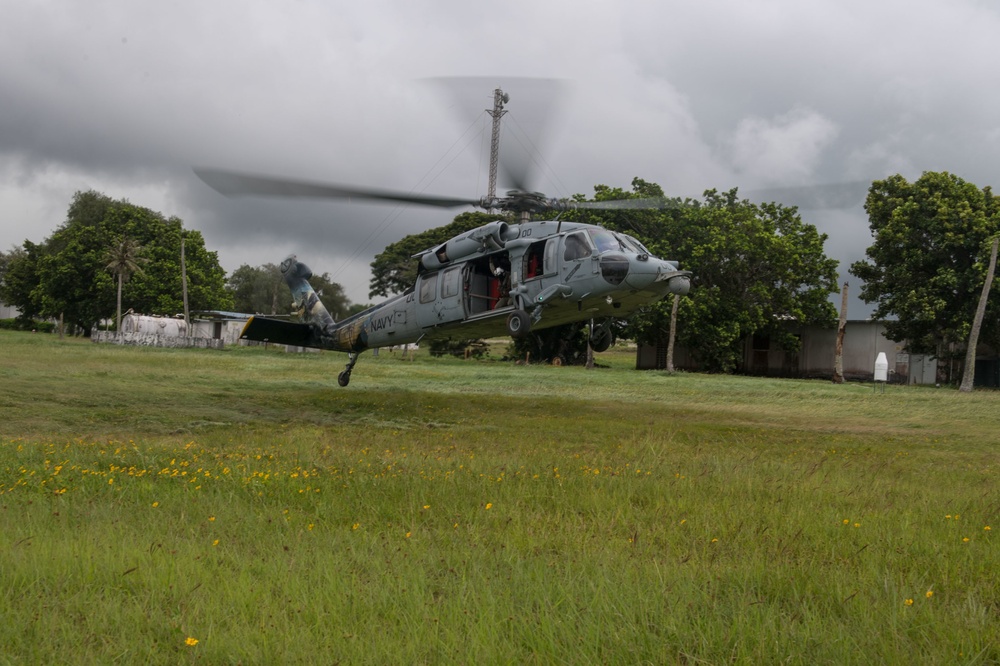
[587,228,653,257]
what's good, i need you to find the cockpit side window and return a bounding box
[563,232,592,261]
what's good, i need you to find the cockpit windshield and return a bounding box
[620,234,652,256]
[588,229,654,256]
[588,229,624,253]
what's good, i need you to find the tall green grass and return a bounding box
[1,331,997,664]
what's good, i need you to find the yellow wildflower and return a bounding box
[904,599,913,606]
[185,637,199,646]
[926,590,934,598]
[485,503,493,510]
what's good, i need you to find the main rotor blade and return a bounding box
[194,168,483,209]
[571,197,688,211]
[743,181,869,210]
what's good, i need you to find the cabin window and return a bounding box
[441,266,461,299]
[419,273,438,304]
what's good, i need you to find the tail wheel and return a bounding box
[506,310,531,338]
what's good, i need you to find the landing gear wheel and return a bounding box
[589,328,614,353]
[506,310,531,338]
[588,318,615,353]
[338,352,360,388]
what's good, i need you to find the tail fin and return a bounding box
[281,255,336,334]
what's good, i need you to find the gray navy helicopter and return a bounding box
[195,92,691,386]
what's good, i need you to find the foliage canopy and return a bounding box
[850,172,1000,355]
[0,191,232,333]
[227,262,351,320]
[365,178,839,371]
[574,178,840,372]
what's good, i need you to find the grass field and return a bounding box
[1,331,997,664]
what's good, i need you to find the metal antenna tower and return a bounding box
[486,87,509,209]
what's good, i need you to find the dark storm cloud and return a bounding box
[2,0,999,314]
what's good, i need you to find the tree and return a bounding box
[104,236,145,331]
[582,181,839,372]
[0,243,43,324]
[3,191,233,335]
[227,263,352,320]
[227,263,285,314]
[310,272,351,321]
[850,172,1000,357]
[0,249,11,287]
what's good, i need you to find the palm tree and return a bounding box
[104,237,145,332]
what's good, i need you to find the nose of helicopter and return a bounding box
[617,255,690,295]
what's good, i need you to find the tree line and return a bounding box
[0,190,358,334]
[4,172,997,378]
[371,172,1000,374]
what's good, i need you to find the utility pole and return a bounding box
[181,234,190,331]
[486,87,509,209]
[666,294,680,373]
[833,282,848,383]
[959,236,999,392]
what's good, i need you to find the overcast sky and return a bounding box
[3,0,999,317]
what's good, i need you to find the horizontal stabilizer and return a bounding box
[240,316,315,347]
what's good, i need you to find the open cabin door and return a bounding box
[465,252,514,317]
[520,236,560,292]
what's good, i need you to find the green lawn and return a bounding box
[1,331,997,664]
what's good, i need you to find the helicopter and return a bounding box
[194,80,698,387]
[193,168,692,386]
